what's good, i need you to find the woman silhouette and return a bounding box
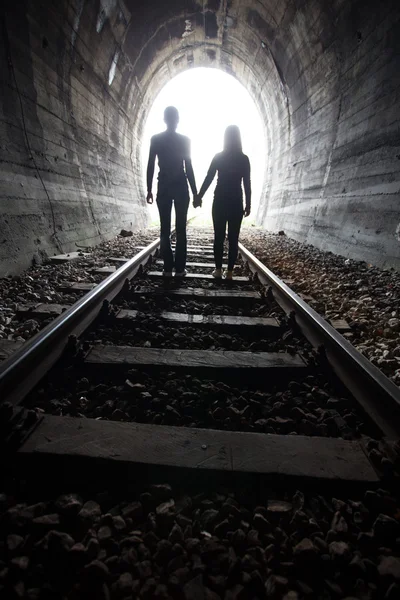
[196,125,251,279]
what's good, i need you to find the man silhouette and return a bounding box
[146,106,198,277]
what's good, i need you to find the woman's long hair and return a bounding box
[223,125,242,153]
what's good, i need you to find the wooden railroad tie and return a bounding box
[116,309,281,333]
[58,282,97,293]
[109,256,218,265]
[16,303,70,318]
[13,303,350,334]
[147,271,250,283]
[134,245,215,253]
[155,261,220,268]
[85,345,308,378]
[131,287,261,301]
[49,251,89,263]
[18,416,379,484]
[94,266,117,274]
[92,268,250,281]
[0,339,24,361]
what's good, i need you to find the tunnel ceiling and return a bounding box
[1,0,400,274]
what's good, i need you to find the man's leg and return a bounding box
[212,202,226,270]
[156,194,173,272]
[227,207,243,270]
[174,188,190,272]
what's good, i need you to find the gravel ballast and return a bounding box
[117,294,274,318]
[1,482,399,599]
[25,366,372,439]
[85,314,308,354]
[240,229,400,387]
[0,228,159,344]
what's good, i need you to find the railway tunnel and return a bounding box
[1,0,400,276]
[2,2,400,598]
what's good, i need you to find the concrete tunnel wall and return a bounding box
[0,0,400,275]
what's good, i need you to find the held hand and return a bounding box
[146,191,154,204]
[193,194,202,209]
[244,206,251,217]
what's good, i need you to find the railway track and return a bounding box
[1,225,399,487]
[1,223,400,600]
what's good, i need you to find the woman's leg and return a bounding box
[212,202,226,270]
[227,207,243,270]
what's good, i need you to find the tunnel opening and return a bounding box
[141,68,267,224]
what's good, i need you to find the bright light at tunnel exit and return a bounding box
[142,68,266,225]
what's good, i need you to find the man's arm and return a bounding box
[146,137,157,203]
[198,156,218,199]
[243,156,251,217]
[183,138,197,196]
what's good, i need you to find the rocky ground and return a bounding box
[1,482,399,599]
[0,229,158,343]
[131,274,257,293]
[118,294,274,317]
[86,309,304,353]
[86,322,297,352]
[240,230,400,387]
[26,366,372,440]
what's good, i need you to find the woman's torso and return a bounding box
[213,151,248,203]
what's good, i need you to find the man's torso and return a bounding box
[153,132,189,190]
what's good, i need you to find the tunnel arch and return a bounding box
[140,66,269,220]
[126,7,293,222]
[1,0,399,274]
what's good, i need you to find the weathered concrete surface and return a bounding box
[0,0,399,274]
[0,0,149,274]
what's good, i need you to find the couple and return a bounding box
[146,106,251,280]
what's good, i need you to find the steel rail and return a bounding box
[0,238,162,406]
[239,242,400,441]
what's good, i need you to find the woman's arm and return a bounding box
[243,155,251,216]
[198,156,218,200]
